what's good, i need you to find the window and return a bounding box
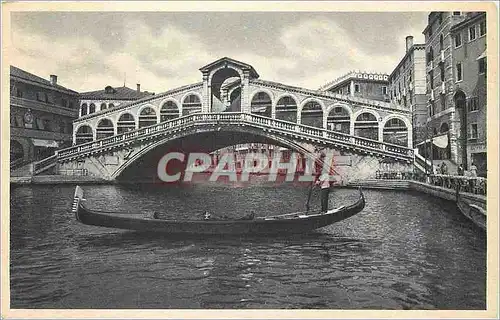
[36,92,43,101]
[469,25,476,41]
[429,70,434,89]
[438,13,443,24]
[439,34,444,51]
[456,63,463,81]
[468,97,479,112]
[61,99,68,108]
[429,25,433,37]
[354,84,360,93]
[453,12,461,16]
[454,33,462,47]
[440,94,446,111]
[478,57,486,74]
[382,86,388,95]
[429,101,435,117]
[440,63,445,81]
[427,48,434,64]
[469,123,478,139]
[16,88,23,98]
[479,20,486,36]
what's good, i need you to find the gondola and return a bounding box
[71,185,365,235]
[456,187,486,231]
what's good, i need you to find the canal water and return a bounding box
[10,178,486,309]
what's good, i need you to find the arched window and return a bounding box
[300,101,323,128]
[160,101,179,122]
[75,125,93,145]
[354,112,379,140]
[383,118,408,147]
[117,113,136,134]
[250,92,272,117]
[80,103,88,116]
[327,106,351,133]
[139,107,157,128]
[96,119,114,140]
[182,94,201,116]
[108,103,115,109]
[100,103,107,111]
[276,96,297,123]
[89,103,96,114]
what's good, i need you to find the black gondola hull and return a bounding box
[72,186,365,235]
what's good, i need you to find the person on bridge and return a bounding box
[316,173,332,213]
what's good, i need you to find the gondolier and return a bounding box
[316,173,332,213]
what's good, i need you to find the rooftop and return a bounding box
[319,71,389,91]
[80,85,154,100]
[10,65,78,95]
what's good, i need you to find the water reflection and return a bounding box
[10,183,485,309]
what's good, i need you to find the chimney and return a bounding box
[50,75,58,86]
[136,83,141,92]
[405,36,414,52]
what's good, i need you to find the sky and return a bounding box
[9,11,428,94]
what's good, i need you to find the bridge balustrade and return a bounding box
[58,112,413,161]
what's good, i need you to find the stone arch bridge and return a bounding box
[36,57,414,182]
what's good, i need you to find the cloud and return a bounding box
[9,13,423,94]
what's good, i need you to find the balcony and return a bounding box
[426,61,434,72]
[440,50,445,63]
[10,96,78,118]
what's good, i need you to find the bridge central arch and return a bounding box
[113,128,318,181]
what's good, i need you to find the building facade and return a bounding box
[79,84,154,117]
[450,12,487,176]
[388,36,427,147]
[422,11,469,166]
[78,84,155,142]
[10,66,79,167]
[319,71,390,102]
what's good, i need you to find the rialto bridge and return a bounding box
[35,57,415,182]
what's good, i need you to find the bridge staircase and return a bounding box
[34,113,414,175]
[413,149,458,175]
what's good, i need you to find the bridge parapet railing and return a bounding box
[58,112,414,160]
[33,154,58,173]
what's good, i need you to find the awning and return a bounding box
[415,133,448,148]
[32,139,59,148]
[476,50,487,60]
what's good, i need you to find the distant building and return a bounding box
[77,84,155,142]
[79,84,154,117]
[422,11,469,166]
[388,36,427,147]
[10,66,79,167]
[450,12,487,176]
[319,71,390,102]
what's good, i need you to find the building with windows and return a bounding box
[319,71,390,102]
[421,11,469,168]
[388,36,427,147]
[450,12,487,176]
[79,84,154,117]
[10,66,79,168]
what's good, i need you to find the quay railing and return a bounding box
[375,171,487,196]
[56,112,414,162]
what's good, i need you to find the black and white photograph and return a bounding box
[1,1,498,318]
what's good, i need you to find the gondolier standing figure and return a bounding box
[316,173,332,213]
